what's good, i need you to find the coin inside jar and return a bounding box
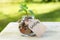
[19,17,33,35]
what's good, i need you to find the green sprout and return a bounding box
[19,3,34,18]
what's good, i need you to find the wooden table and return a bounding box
[0,22,60,40]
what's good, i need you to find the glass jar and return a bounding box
[18,16,35,37]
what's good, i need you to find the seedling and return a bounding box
[19,3,34,19]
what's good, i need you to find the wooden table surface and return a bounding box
[0,22,60,40]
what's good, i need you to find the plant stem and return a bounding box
[26,10,28,18]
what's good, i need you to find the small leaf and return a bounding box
[21,4,28,9]
[29,10,34,16]
[19,9,23,12]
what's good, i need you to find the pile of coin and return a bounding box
[18,16,35,36]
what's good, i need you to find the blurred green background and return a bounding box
[0,0,60,32]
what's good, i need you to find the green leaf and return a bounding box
[29,10,34,16]
[19,4,28,13]
[19,9,23,12]
[21,4,28,9]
